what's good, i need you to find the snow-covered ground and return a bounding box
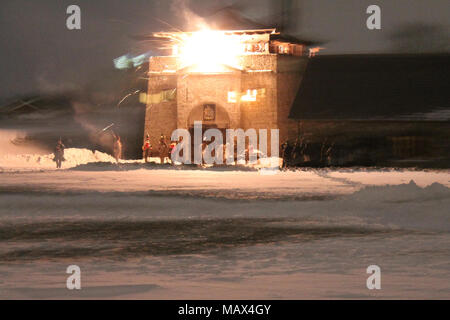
[0,148,130,170]
[0,149,449,299]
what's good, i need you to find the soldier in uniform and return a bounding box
[158,133,168,164]
[169,141,177,164]
[54,139,65,169]
[281,140,292,168]
[291,138,303,166]
[142,135,152,163]
[326,142,335,166]
[113,134,122,163]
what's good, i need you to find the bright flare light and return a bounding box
[175,29,244,72]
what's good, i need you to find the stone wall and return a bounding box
[240,72,277,130]
[144,74,177,148]
[148,56,178,72]
[145,54,308,158]
[239,71,278,156]
[237,54,277,71]
[176,71,242,129]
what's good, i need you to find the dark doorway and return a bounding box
[188,125,227,163]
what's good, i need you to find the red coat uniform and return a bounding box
[143,140,152,151]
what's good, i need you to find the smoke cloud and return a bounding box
[171,0,209,30]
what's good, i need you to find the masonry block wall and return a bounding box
[144,53,307,157]
[145,74,177,146]
[177,70,242,129]
[145,57,177,145]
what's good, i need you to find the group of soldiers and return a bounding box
[53,133,172,169]
[53,134,124,169]
[281,138,334,168]
[142,134,256,165]
[142,133,176,164]
[116,132,175,165]
[53,133,335,169]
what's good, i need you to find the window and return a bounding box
[228,91,237,103]
[241,89,257,102]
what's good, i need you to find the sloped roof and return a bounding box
[289,54,450,121]
[137,7,316,47]
[202,7,318,45]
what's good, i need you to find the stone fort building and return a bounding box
[143,29,312,155]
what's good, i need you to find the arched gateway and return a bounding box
[187,103,231,133]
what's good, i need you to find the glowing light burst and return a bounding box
[174,29,244,72]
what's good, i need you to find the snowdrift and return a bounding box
[0,147,281,171]
[0,148,116,169]
[347,180,450,203]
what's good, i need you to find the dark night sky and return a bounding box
[0,0,448,102]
